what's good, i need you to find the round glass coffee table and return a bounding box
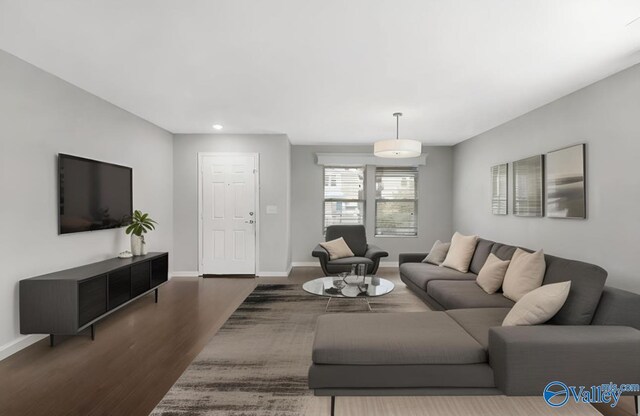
[302,276,394,311]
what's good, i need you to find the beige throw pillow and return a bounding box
[476,253,510,294]
[502,281,571,326]
[319,237,354,260]
[441,232,478,273]
[422,240,451,265]
[502,248,546,302]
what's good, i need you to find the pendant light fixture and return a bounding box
[374,112,421,158]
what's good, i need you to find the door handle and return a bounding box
[245,220,255,224]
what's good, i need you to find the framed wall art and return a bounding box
[491,163,508,215]
[513,155,544,217]
[546,144,586,219]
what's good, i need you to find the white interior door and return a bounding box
[200,154,257,275]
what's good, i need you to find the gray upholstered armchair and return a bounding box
[312,225,388,275]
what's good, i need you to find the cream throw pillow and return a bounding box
[320,237,354,260]
[441,232,478,273]
[476,253,510,294]
[502,281,571,326]
[502,248,546,302]
[422,240,451,265]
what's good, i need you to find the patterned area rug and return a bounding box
[151,276,428,415]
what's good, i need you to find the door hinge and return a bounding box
[253,169,257,174]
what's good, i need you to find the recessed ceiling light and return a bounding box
[212,124,223,130]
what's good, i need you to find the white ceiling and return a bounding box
[1,0,639,145]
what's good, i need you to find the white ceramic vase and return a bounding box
[131,234,146,256]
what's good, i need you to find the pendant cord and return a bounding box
[392,112,402,140]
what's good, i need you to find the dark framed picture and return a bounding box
[491,163,508,215]
[513,155,544,217]
[546,144,586,219]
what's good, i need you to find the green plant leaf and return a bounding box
[125,210,156,235]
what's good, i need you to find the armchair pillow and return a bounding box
[476,253,510,294]
[441,232,478,273]
[320,237,355,260]
[502,248,546,302]
[422,240,451,265]
[502,281,571,326]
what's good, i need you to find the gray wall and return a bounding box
[0,50,174,355]
[291,145,454,264]
[453,62,640,293]
[172,134,291,274]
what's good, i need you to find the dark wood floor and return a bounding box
[0,268,634,416]
[0,276,256,416]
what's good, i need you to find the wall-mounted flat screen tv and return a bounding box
[58,154,133,234]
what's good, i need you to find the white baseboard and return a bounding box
[291,261,399,268]
[256,270,290,277]
[171,271,200,278]
[291,262,318,267]
[0,334,48,362]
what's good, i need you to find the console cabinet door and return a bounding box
[108,268,131,310]
[131,262,151,297]
[78,275,107,327]
[151,255,168,288]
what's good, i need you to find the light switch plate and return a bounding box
[266,205,278,214]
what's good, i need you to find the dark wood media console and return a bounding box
[19,252,169,346]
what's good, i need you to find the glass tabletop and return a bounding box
[302,276,394,298]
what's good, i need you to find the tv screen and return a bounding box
[58,154,133,234]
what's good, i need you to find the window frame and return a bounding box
[322,166,366,233]
[374,167,419,237]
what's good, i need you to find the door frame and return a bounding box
[197,152,260,276]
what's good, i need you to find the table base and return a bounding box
[325,296,372,312]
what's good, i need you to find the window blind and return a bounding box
[323,167,365,230]
[375,167,418,236]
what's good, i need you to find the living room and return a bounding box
[0,1,639,416]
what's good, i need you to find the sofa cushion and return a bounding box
[327,256,373,266]
[312,312,487,365]
[542,254,607,325]
[490,242,518,261]
[325,225,367,256]
[320,237,355,260]
[469,238,495,274]
[446,308,511,349]
[592,286,640,330]
[503,281,571,326]
[427,280,515,310]
[308,363,495,389]
[502,249,546,302]
[476,253,510,294]
[422,240,451,265]
[442,232,479,273]
[400,262,476,291]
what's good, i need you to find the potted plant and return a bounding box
[125,210,157,256]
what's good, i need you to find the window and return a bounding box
[375,167,418,236]
[323,167,365,231]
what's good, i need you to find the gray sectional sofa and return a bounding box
[309,238,640,415]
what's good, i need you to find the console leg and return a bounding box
[330,396,335,416]
[90,324,95,341]
[49,334,54,347]
[155,288,158,303]
[634,395,638,416]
